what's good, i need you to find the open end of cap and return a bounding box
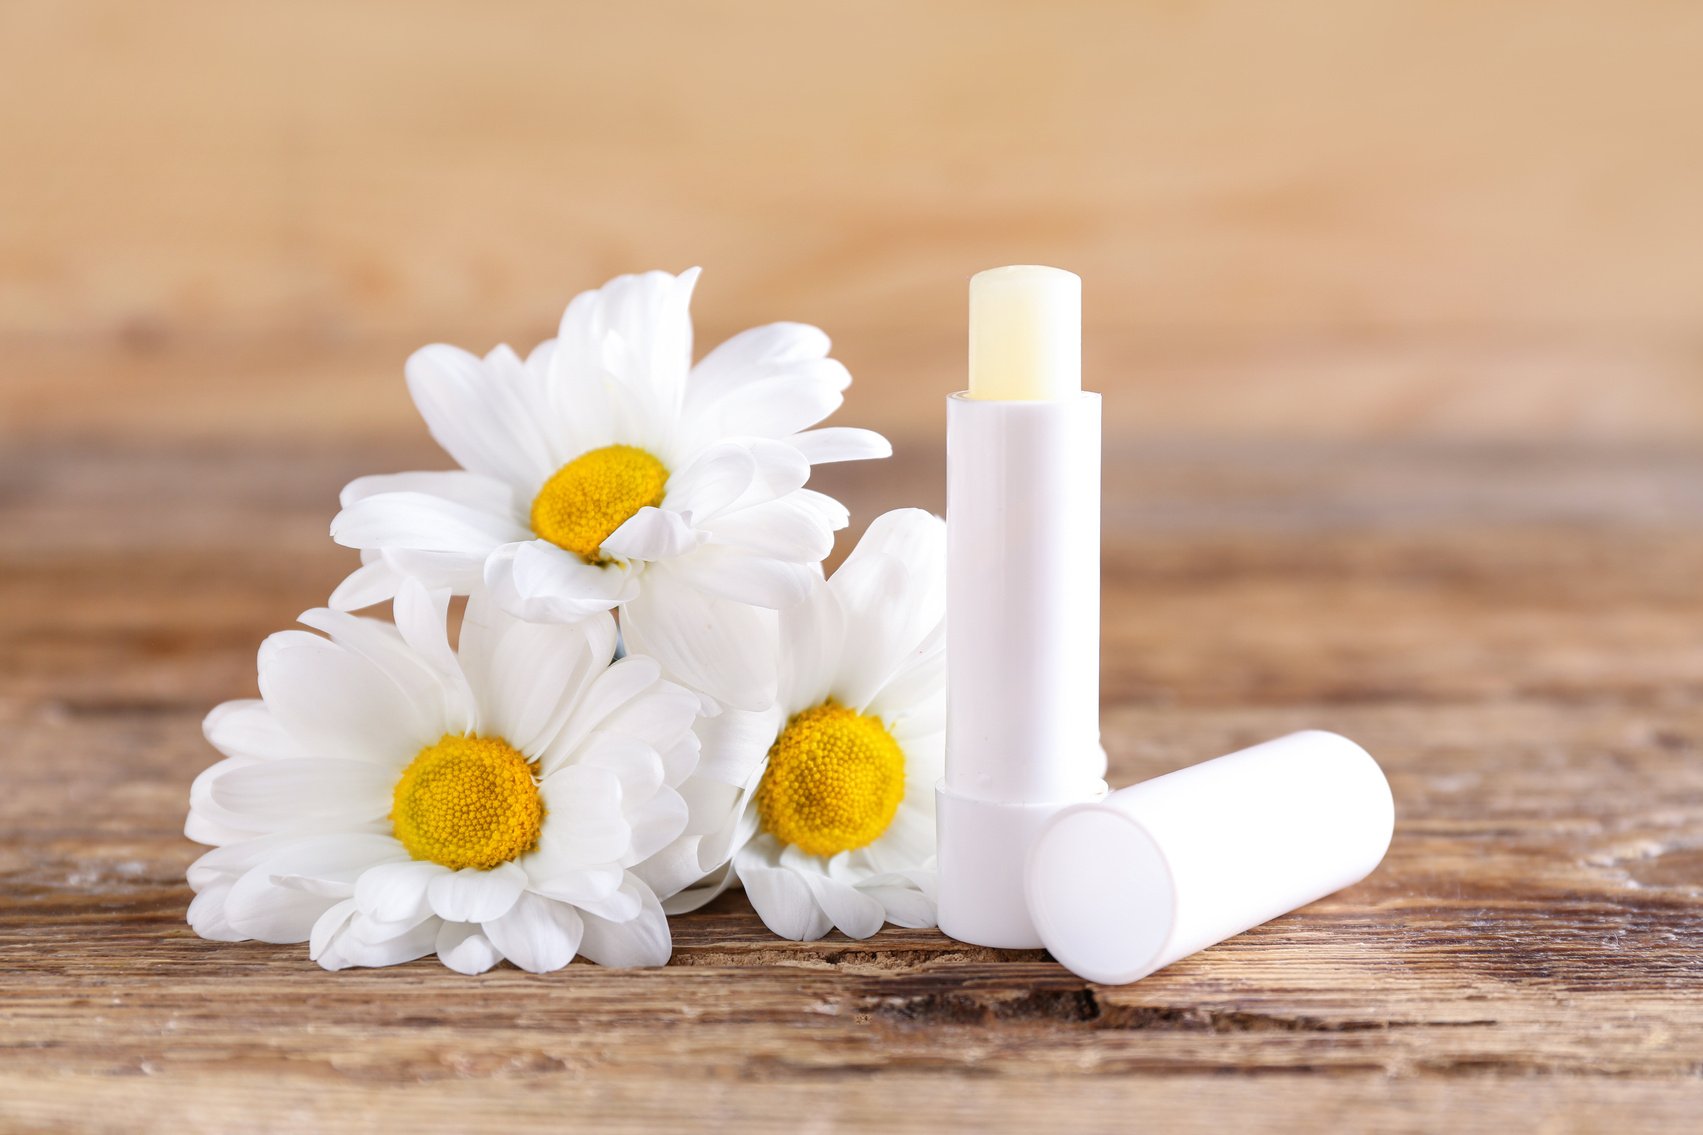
[1024,805,1177,985]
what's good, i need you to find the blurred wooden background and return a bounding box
[3,0,1701,443]
[5,4,1703,1133]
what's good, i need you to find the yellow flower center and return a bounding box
[391,734,544,871]
[755,701,906,858]
[530,444,669,562]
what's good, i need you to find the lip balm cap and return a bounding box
[1024,731,1394,985]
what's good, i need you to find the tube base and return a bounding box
[935,780,1107,949]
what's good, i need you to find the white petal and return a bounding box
[858,803,936,875]
[223,865,366,947]
[483,892,585,973]
[483,342,583,469]
[573,881,644,923]
[866,629,946,730]
[601,506,703,562]
[188,830,309,890]
[897,734,946,794]
[661,442,756,524]
[332,490,526,559]
[339,470,517,513]
[315,912,439,971]
[624,785,690,863]
[655,732,700,786]
[556,268,698,432]
[405,343,561,491]
[740,440,811,507]
[483,540,639,624]
[787,427,893,464]
[706,374,843,438]
[296,605,466,739]
[777,577,845,714]
[308,899,358,961]
[257,632,430,764]
[543,334,618,457]
[458,593,615,756]
[578,678,700,755]
[187,883,242,941]
[353,860,443,923]
[575,880,672,967]
[203,699,300,762]
[389,581,457,672]
[388,582,478,734]
[692,779,762,863]
[738,857,833,941]
[661,859,737,915]
[542,653,663,764]
[427,862,527,923]
[536,765,630,864]
[686,321,832,414]
[208,758,393,827]
[837,507,948,624]
[333,930,442,971]
[631,835,714,907]
[861,876,938,929]
[436,921,502,974]
[701,493,838,563]
[347,908,435,946]
[365,547,488,598]
[185,805,259,849]
[618,567,779,712]
[577,734,666,801]
[329,558,404,611]
[525,861,624,906]
[797,867,887,940]
[693,706,783,787]
[524,337,557,379]
[224,834,406,943]
[826,510,947,711]
[673,544,816,609]
[794,488,854,531]
[268,872,356,899]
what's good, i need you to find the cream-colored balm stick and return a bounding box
[937,265,1107,949]
[967,265,1084,401]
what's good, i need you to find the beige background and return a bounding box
[5,0,1701,445]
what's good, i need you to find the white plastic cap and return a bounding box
[1024,731,1394,985]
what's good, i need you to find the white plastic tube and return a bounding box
[1024,731,1395,984]
[937,266,1107,949]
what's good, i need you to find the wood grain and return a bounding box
[3,430,1701,1132]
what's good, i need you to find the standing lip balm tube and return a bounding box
[937,265,1108,949]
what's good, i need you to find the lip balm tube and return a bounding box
[936,265,1108,949]
[1024,731,1395,985]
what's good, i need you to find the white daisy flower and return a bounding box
[184,581,702,973]
[329,268,890,712]
[670,509,946,940]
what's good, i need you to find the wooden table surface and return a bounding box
[4,409,1701,1132]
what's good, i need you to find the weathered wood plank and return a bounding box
[2,433,1701,1131]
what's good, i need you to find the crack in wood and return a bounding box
[866,986,1103,1026]
[861,986,1501,1035]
